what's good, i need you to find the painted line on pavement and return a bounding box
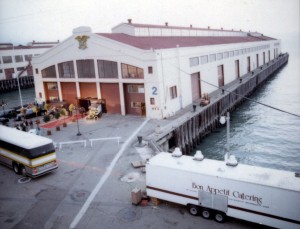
[69,118,149,229]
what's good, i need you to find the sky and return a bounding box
[0,0,299,57]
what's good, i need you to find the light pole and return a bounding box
[219,112,238,166]
[11,43,23,108]
[75,98,81,136]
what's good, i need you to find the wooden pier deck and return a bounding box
[0,76,34,93]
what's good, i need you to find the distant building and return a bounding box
[32,20,281,119]
[0,41,59,80]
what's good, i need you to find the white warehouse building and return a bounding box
[0,41,59,80]
[32,20,281,119]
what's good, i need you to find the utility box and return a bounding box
[131,188,142,205]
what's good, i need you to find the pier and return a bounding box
[0,76,34,93]
[148,53,289,155]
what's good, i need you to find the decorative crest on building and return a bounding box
[75,35,90,49]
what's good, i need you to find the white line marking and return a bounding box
[69,118,149,229]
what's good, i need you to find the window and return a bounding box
[209,54,216,62]
[58,61,75,78]
[200,55,208,64]
[128,85,144,93]
[148,66,153,74]
[17,67,25,71]
[217,53,223,60]
[42,65,56,78]
[189,57,199,67]
[76,59,95,78]
[4,68,14,79]
[223,52,229,59]
[239,49,244,55]
[229,51,234,57]
[35,68,38,74]
[150,98,155,105]
[234,50,239,56]
[47,82,58,90]
[15,55,23,62]
[170,86,177,99]
[0,69,3,73]
[121,64,144,78]
[24,55,32,62]
[2,56,12,64]
[97,60,118,78]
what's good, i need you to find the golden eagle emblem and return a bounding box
[75,35,90,49]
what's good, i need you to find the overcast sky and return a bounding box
[0,0,299,56]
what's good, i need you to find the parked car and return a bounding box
[14,109,35,121]
[0,109,16,119]
[0,117,9,125]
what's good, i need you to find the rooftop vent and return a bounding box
[165,22,168,26]
[295,172,300,178]
[172,147,182,157]
[208,26,210,29]
[190,24,193,28]
[128,19,132,24]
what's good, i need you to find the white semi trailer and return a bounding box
[146,150,300,229]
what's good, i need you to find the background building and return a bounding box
[0,41,59,80]
[32,20,281,119]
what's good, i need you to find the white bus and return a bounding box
[0,125,58,177]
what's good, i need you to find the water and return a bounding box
[0,88,36,109]
[195,55,300,173]
[1,56,300,173]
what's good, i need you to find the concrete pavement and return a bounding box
[0,114,262,229]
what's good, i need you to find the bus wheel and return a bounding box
[201,208,211,219]
[12,162,21,175]
[20,165,26,176]
[214,212,226,223]
[188,204,200,216]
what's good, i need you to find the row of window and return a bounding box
[0,66,34,79]
[189,45,271,67]
[41,60,149,79]
[0,54,35,64]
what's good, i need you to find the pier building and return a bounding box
[0,41,58,93]
[32,20,281,119]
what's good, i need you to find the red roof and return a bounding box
[96,33,275,50]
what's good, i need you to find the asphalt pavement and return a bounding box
[0,114,265,229]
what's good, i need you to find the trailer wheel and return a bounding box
[214,212,226,223]
[12,162,21,175]
[201,208,211,219]
[188,205,200,216]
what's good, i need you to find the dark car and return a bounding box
[0,117,9,125]
[0,109,16,119]
[14,109,35,121]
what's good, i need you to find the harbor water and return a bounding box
[195,55,300,173]
[1,55,299,173]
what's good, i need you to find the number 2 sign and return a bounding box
[152,87,158,95]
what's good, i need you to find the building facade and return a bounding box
[32,21,281,119]
[0,41,58,80]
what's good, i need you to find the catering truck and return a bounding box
[146,149,300,229]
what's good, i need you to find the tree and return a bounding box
[68,104,75,116]
[32,105,39,117]
[60,108,68,127]
[44,103,50,115]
